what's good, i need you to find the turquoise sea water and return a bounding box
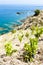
[0,5,43,34]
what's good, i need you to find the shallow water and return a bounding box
[0,5,43,34]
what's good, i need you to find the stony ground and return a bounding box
[0,28,43,65]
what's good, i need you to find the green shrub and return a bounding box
[30,38,38,54]
[24,43,32,62]
[18,34,24,42]
[5,42,13,56]
[5,41,17,56]
[31,26,43,38]
[34,9,40,16]
[23,38,38,62]
[11,30,16,33]
[35,27,43,38]
[25,32,29,38]
[30,26,35,31]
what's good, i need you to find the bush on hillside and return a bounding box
[31,26,43,38]
[5,41,17,56]
[25,32,29,38]
[18,34,24,42]
[34,9,40,16]
[23,38,38,62]
[11,30,16,33]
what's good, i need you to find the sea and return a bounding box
[0,5,43,35]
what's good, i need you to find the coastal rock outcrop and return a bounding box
[17,10,43,30]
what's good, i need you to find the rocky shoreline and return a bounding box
[16,10,43,30]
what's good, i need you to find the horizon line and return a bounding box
[0,4,43,6]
